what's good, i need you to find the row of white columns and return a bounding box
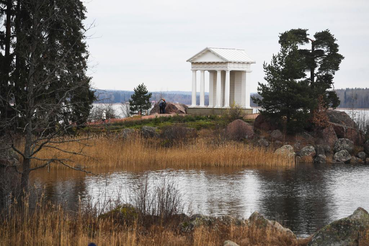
[191,70,231,108]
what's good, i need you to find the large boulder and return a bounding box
[248,212,296,240]
[327,110,356,128]
[141,126,158,138]
[334,138,354,154]
[365,140,369,155]
[327,110,364,145]
[150,102,188,115]
[253,114,278,131]
[321,125,338,148]
[300,145,316,158]
[333,150,351,164]
[308,207,369,246]
[275,145,295,158]
[226,119,254,141]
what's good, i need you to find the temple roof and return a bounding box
[187,47,255,64]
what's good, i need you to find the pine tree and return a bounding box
[129,83,152,115]
[253,44,313,133]
[254,29,344,133]
[279,29,344,109]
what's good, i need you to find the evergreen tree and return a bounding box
[279,29,344,109]
[254,29,344,133]
[129,83,152,115]
[253,44,313,133]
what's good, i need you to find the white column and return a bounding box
[245,71,251,108]
[224,70,230,108]
[200,70,205,107]
[241,71,246,107]
[191,70,197,107]
[215,70,222,108]
[208,71,214,108]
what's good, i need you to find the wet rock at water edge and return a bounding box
[248,212,296,240]
[357,151,367,161]
[333,150,351,164]
[300,145,316,158]
[314,154,327,164]
[275,145,295,158]
[351,156,364,164]
[308,207,369,246]
[141,126,158,138]
[334,138,354,154]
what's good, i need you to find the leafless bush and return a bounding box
[131,176,184,225]
[160,124,197,147]
[223,102,244,123]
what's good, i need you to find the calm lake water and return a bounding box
[30,163,369,237]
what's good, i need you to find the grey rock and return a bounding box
[257,138,269,148]
[366,158,369,164]
[248,212,296,240]
[333,150,351,164]
[300,145,316,157]
[121,128,135,139]
[271,129,283,140]
[275,145,295,158]
[334,138,354,154]
[357,151,367,161]
[308,207,369,246]
[224,240,239,246]
[141,126,158,138]
[314,154,327,164]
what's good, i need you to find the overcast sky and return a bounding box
[84,0,369,93]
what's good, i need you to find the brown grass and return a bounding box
[0,201,310,246]
[32,135,295,170]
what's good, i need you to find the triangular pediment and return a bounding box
[187,47,256,64]
[188,49,226,63]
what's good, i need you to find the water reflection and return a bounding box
[30,164,369,237]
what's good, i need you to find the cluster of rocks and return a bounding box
[223,207,369,246]
[250,110,369,164]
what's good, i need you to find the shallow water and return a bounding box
[30,163,369,237]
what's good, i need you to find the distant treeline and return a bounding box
[95,90,209,105]
[335,88,369,108]
[95,88,369,108]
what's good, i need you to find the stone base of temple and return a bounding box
[187,107,252,116]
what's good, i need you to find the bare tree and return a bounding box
[0,0,94,193]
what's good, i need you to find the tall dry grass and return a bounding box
[0,199,310,246]
[33,135,295,170]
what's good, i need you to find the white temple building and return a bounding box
[187,47,255,114]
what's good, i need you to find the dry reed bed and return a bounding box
[0,202,308,246]
[33,136,295,169]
